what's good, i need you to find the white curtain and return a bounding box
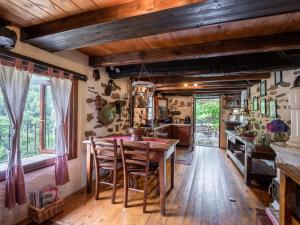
[0,61,32,209]
[50,74,72,185]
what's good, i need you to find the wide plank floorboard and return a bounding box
[49,146,271,225]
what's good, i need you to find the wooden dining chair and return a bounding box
[120,140,159,213]
[90,137,122,203]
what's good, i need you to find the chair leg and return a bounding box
[95,170,100,200]
[112,169,117,204]
[143,175,149,213]
[155,174,160,196]
[124,173,128,208]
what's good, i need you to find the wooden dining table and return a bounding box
[83,135,179,216]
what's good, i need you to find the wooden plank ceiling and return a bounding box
[1,0,300,95]
[1,0,202,27]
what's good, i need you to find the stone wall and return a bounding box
[166,96,193,122]
[84,68,130,137]
[247,69,300,134]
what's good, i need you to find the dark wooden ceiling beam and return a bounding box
[107,51,300,78]
[155,85,249,91]
[154,82,253,88]
[90,32,300,66]
[21,0,300,52]
[144,73,270,84]
[159,89,243,96]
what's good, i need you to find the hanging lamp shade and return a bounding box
[132,64,154,95]
[132,80,154,88]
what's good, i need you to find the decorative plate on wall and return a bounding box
[98,103,116,125]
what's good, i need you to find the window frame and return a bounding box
[40,83,55,154]
[0,79,78,182]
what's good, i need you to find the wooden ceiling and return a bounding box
[80,12,300,57]
[1,0,300,95]
[0,0,202,27]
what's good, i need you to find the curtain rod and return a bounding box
[0,48,88,81]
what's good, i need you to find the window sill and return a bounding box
[0,154,56,182]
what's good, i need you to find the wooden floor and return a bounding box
[52,146,271,225]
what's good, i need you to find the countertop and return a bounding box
[225,129,256,148]
[152,123,192,130]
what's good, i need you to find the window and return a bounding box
[0,75,56,164]
[0,74,78,178]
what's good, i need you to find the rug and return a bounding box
[176,148,194,165]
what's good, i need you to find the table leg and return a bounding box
[244,154,252,185]
[170,150,175,190]
[159,153,166,216]
[86,144,93,194]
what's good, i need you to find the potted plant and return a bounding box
[266,119,289,142]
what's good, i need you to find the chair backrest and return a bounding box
[90,137,118,168]
[120,140,150,174]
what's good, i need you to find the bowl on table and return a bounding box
[128,127,145,141]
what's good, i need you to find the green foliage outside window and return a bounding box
[0,75,55,164]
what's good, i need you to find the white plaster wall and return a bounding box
[0,27,93,225]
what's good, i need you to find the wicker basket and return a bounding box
[28,199,64,224]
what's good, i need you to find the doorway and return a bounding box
[194,97,220,147]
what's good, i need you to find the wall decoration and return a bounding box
[260,80,266,97]
[98,103,116,125]
[253,96,258,111]
[85,68,130,137]
[274,71,283,85]
[269,100,277,118]
[260,98,266,114]
[93,69,100,81]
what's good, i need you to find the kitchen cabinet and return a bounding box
[153,124,192,147]
[173,125,191,147]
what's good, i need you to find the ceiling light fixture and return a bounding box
[184,83,188,87]
[194,83,198,87]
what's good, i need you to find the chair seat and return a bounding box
[128,162,159,176]
[99,160,122,170]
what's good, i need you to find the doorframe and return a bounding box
[193,96,221,148]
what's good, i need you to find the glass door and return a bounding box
[194,97,220,147]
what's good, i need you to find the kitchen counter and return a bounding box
[153,123,192,130]
[225,129,276,185]
[225,130,256,149]
[143,123,193,147]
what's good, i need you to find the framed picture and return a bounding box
[260,80,267,97]
[269,100,277,118]
[274,71,283,85]
[253,96,258,111]
[260,98,266,114]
